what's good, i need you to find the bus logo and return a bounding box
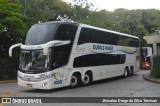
[93,45,113,51]
[54,80,62,84]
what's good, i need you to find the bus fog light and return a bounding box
[42,82,48,87]
[64,77,67,81]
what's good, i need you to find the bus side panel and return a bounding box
[94,65,123,80]
[125,54,139,73]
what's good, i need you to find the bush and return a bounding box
[0,57,19,80]
[151,56,160,78]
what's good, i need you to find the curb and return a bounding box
[143,74,160,83]
[0,80,17,84]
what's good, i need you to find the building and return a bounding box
[143,30,160,56]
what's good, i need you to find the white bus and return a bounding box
[9,21,140,89]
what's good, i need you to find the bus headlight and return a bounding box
[146,63,150,67]
[42,82,48,87]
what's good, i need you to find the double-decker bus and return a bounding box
[9,21,140,89]
[140,47,152,69]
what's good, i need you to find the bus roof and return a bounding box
[37,21,78,25]
[37,21,139,39]
[78,23,139,39]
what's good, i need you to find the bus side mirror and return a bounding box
[9,43,21,57]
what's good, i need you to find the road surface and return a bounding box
[0,70,160,106]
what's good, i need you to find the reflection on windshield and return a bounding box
[25,23,57,45]
[19,50,47,71]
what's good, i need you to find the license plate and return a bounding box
[27,83,32,87]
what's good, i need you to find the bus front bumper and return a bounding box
[18,77,53,90]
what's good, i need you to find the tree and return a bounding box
[70,0,93,21]
[17,0,73,26]
[0,0,27,79]
[0,0,27,55]
[141,9,160,34]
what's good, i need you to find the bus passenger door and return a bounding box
[51,54,65,88]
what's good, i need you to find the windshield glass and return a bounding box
[19,50,48,73]
[146,57,151,63]
[25,23,57,45]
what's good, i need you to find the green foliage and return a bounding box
[151,56,160,78]
[0,56,19,80]
[0,0,27,80]
[0,0,27,44]
[11,0,160,39]
[140,39,148,47]
[141,9,160,34]
[1,0,160,80]
[19,0,73,26]
[70,0,94,20]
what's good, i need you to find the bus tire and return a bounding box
[83,74,90,85]
[124,68,129,77]
[70,74,80,87]
[130,67,134,75]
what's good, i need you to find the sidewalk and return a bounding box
[143,73,160,83]
[0,80,17,84]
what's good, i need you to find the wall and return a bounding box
[144,34,160,56]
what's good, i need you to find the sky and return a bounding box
[63,0,160,11]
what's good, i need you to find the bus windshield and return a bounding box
[25,23,57,45]
[19,50,48,73]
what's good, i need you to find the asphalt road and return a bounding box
[0,70,160,106]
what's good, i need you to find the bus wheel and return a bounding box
[70,74,79,87]
[130,67,134,75]
[83,74,90,85]
[124,68,129,77]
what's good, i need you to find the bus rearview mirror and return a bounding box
[43,40,70,55]
[9,43,22,57]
